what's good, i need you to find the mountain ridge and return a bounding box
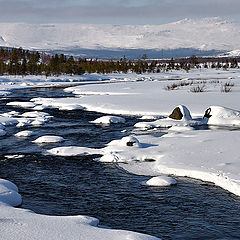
[0,17,239,57]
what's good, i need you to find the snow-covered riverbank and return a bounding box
[1,68,240,239]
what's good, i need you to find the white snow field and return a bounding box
[0,18,240,53]
[1,68,240,239]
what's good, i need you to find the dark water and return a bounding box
[1,88,240,240]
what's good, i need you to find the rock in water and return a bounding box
[169,107,183,120]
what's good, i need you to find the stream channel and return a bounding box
[1,87,240,240]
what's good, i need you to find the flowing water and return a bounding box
[0,88,240,240]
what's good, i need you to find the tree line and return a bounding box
[0,47,239,76]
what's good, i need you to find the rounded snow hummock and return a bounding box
[120,136,141,147]
[203,106,240,126]
[33,135,65,143]
[0,178,22,207]
[92,115,126,124]
[15,130,35,137]
[145,176,177,187]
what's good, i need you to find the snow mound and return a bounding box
[119,136,141,147]
[47,146,101,156]
[145,176,177,187]
[31,118,48,126]
[30,97,84,111]
[0,116,18,126]
[4,154,24,159]
[107,136,141,148]
[140,115,158,120]
[135,105,201,129]
[0,179,22,206]
[16,118,32,127]
[15,130,35,137]
[1,111,20,118]
[92,115,126,124]
[6,101,35,108]
[33,135,65,143]
[21,111,52,119]
[203,106,240,126]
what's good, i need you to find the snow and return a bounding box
[48,146,101,156]
[61,69,240,117]
[31,97,85,111]
[6,101,36,108]
[145,176,177,187]
[21,111,52,119]
[203,106,240,126]
[92,115,126,124]
[0,17,240,52]
[4,154,25,159]
[33,135,65,143]
[0,204,159,240]
[0,179,22,207]
[15,130,35,137]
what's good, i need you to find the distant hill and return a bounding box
[0,17,239,58]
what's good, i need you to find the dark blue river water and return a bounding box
[1,88,240,240]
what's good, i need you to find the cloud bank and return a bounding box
[0,0,240,24]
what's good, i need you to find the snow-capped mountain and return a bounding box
[0,17,240,57]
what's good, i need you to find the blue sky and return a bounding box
[1,0,240,24]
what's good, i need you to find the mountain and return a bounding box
[0,17,240,58]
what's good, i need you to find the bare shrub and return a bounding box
[190,84,206,93]
[164,81,193,91]
[164,83,178,91]
[221,81,234,93]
